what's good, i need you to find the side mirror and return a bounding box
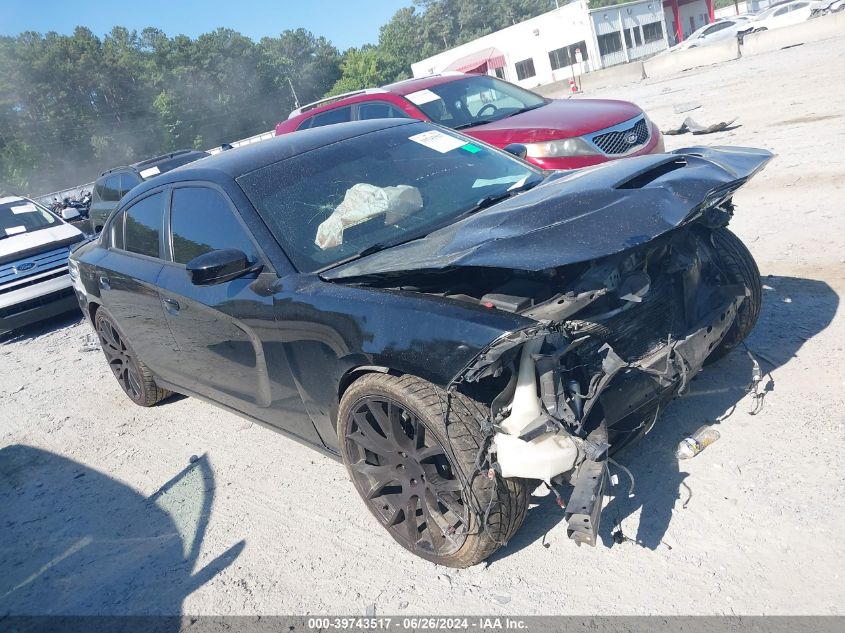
[186,249,261,286]
[503,143,528,160]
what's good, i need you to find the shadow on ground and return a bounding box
[490,275,838,562]
[0,447,244,618]
[0,311,83,345]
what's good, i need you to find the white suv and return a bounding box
[1,195,85,335]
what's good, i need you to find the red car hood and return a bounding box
[464,98,643,145]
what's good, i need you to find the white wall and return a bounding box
[715,1,748,19]
[678,0,711,38]
[411,1,599,89]
[590,1,669,68]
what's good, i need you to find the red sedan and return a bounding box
[275,73,664,170]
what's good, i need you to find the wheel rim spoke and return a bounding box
[404,495,419,546]
[421,489,452,551]
[346,422,391,457]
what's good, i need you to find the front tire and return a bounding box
[338,373,528,568]
[707,228,762,363]
[94,309,171,407]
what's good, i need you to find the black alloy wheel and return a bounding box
[338,373,529,568]
[97,315,143,400]
[94,309,171,407]
[344,395,468,558]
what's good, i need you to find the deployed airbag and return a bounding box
[315,183,423,250]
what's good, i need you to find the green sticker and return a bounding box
[461,143,482,154]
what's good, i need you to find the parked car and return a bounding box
[741,0,821,32]
[672,17,751,49]
[71,119,771,567]
[1,195,86,335]
[89,149,209,233]
[275,73,664,170]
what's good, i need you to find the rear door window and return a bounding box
[124,192,164,258]
[169,187,258,265]
[309,106,353,128]
[357,102,409,120]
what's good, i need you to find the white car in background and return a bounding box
[743,1,822,32]
[0,195,85,335]
[674,17,751,50]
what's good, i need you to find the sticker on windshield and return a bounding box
[139,166,161,179]
[461,143,482,154]
[472,175,526,189]
[409,130,465,153]
[5,226,26,236]
[11,203,37,214]
[508,175,528,191]
[405,89,441,105]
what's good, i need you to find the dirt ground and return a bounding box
[2,36,844,617]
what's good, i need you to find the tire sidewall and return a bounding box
[94,308,148,405]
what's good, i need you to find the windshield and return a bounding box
[0,197,58,238]
[238,122,542,273]
[404,76,547,130]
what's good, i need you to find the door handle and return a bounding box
[161,298,180,314]
[99,276,111,290]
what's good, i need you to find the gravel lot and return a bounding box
[2,36,844,617]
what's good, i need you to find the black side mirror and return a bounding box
[503,143,528,160]
[186,249,261,286]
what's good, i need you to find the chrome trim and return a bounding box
[585,114,651,157]
[0,246,71,287]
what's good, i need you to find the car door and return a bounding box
[95,189,179,380]
[155,183,321,443]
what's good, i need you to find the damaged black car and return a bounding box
[69,119,772,567]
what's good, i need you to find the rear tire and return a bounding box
[338,373,529,568]
[706,228,762,363]
[94,309,171,407]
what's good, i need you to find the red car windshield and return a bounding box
[405,76,547,130]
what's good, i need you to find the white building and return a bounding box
[411,0,670,89]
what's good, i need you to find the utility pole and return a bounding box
[286,77,301,110]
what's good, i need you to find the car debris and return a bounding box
[663,117,739,135]
[675,426,721,459]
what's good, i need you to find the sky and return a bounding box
[1,0,412,50]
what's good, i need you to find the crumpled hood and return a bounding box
[322,146,773,280]
[466,99,643,145]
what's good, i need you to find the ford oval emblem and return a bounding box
[16,262,36,272]
[625,132,639,145]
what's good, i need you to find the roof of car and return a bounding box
[98,149,209,178]
[124,118,421,200]
[381,73,468,96]
[284,73,469,122]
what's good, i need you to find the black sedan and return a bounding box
[70,119,772,567]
